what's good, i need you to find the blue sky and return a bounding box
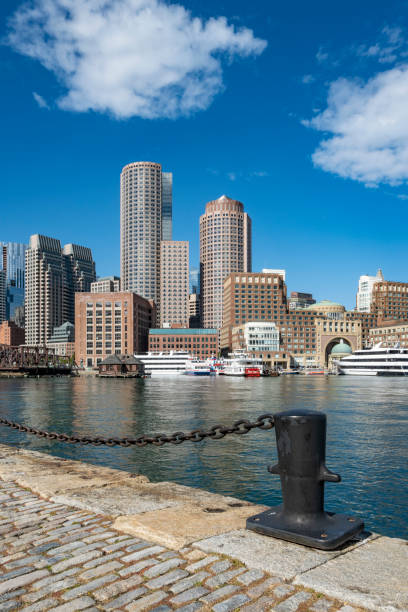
[1,0,408,310]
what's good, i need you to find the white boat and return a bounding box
[184,359,213,375]
[133,351,191,376]
[336,343,408,376]
[223,351,265,377]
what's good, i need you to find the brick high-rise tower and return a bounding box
[200,195,251,329]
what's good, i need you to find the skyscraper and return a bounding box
[0,269,5,324]
[200,195,251,329]
[0,242,27,319]
[25,235,96,345]
[120,161,173,303]
[159,241,189,327]
[356,269,384,312]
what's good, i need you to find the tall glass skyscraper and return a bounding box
[0,242,27,320]
[161,172,173,241]
[120,161,173,304]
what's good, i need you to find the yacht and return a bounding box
[133,351,191,376]
[336,343,408,376]
[184,359,213,376]
[223,351,265,377]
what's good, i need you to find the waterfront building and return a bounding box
[46,321,75,357]
[369,321,408,347]
[356,270,384,312]
[91,276,121,293]
[189,293,201,328]
[25,234,96,346]
[221,272,377,367]
[288,291,316,310]
[232,322,280,353]
[0,320,25,346]
[0,242,27,319]
[0,270,5,323]
[148,328,218,360]
[262,268,286,280]
[75,291,155,368]
[120,161,172,303]
[200,195,251,329]
[159,241,189,327]
[370,278,408,322]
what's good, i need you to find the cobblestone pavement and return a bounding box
[0,480,366,612]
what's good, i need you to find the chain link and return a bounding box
[0,414,274,447]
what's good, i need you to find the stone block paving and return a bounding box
[0,480,367,612]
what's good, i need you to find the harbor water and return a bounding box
[0,375,407,539]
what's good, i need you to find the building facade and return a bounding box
[91,276,121,293]
[0,270,5,323]
[0,320,25,346]
[189,293,201,328]
[356,270,384,312]
[46,321,75,357]
[369,321,408,347]
[25,234,95,346]
[159,241,189,327]
[0,242,27,319]
[288,291,315,310]
[200,195,251,329]
[370,279,408,322]
[148,328,218,359]
[120,161,172,303]
[75,291,155,368]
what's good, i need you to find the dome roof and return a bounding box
[330,341,352,355]
[306,300,345,310]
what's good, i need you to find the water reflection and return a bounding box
[0,375,407,538]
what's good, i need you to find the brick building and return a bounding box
[0,320,25,346]
[148,328,218,360]
[75,292,155,368]
[369,321,408,347]
[370,280,408,322]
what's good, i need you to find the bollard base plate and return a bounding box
[246,505,364,550]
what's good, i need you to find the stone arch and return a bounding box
[323,336,355,366]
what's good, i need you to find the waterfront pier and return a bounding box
[0,444,406,611]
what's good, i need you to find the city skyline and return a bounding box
[1,0,408,310]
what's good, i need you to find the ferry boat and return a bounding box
[223,351,265,377]
[336,343,408,376]
[184,359,213,376]
[133,351,191,376]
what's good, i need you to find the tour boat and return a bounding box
[133,351,191,376]
[223,351,265,377]
[336,343,408,376]
[184,360,213,376]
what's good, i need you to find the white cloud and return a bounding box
[301,74,315,84]
[304,65,408,186]
[357,26,406,64]
[227,172,237,181]
[32,91,49,108]
[316,46,328,63]
[7,0,266,119]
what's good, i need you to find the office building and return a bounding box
[232,321,280,353]
[25,234,95,346]
[0,320,25,346]
[0,270,5,323]
[200,195,251,329]
[288,292,316,310]
[91,276,121,293]
[161,172,173,240]
[63,244,96,324]
[148,328,218,359]
[120,161,172,303]
[75,291,155,368]
[189,293,201,328]
[356,270,384,312]
[159,241,189,327]
[0,242,27,319]
[189,268,200,294]
[46,321,75,357]
[262,268,286,280]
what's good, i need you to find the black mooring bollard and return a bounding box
[246,410,364,550]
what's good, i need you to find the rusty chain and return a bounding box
[0,414,274,447]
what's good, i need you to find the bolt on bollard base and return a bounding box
[246,410,364,550]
